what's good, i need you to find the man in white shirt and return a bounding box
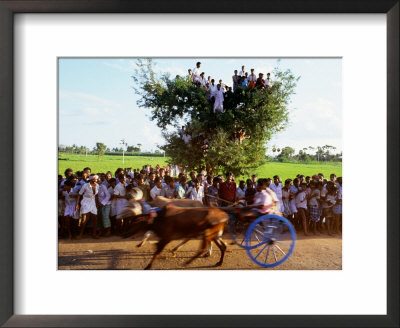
[199,72,207,87]
[218,79,226,92]
[150,177,163,200]
[192,61,201,84]
[236,180,247,201]
[213,84,224,113]
[208,79,217,100]
[269,175,283,212]
[295,183,309,236]
[239,65,246,77]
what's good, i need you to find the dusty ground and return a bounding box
[58,233,342,270]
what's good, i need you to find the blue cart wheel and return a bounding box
[228,213,250,248]
[245,214,296,268]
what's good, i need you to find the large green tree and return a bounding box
[133,59,299,175]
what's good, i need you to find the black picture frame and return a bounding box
[0,1,398,327]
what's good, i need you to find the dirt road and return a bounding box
[58,233,342,270]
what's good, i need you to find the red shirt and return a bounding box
[219,182,237,202]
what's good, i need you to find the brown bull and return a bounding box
[148,196,204,208]
[123,203,228,270]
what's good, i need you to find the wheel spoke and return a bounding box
[274,244,286,256]
[272,246,278,262]
[254,242,269,260]
[264,246,271,264]
[275,240,290,246]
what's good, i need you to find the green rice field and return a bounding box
[58,154,342,182]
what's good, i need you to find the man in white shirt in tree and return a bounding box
[192,61,201,84]
[208,79,217,99]
[218,79,226,92]
[199,72,207,87]
[213,84,224,113]
[239,65,246,77]
[265,72,271,88]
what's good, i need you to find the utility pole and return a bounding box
[120,139,127,165]
[85,147,88,157]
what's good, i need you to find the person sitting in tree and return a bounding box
[213,84,224,113]
[256,73,267,89]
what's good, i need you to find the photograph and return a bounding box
[58,57,343,270]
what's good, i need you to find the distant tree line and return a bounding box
[270,145,342,162]
[58,143,164,158]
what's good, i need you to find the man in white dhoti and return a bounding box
[213,84,224,113]
[75,174,100,239]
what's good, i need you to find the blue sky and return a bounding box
[59,58,342,154]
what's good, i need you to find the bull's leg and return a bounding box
[185,237,211,266]
[144,240,168,270]
[204,243,213,257]
[213,237,227,267]
[137,230,152,248]
[171,238,190,257]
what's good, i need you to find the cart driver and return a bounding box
[239,178,279,220]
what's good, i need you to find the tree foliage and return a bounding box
[95,142,107,159]
[132,59,299,175]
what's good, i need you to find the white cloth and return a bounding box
[150,185,162,200]
[113,182,128,218]
[63,190,79,219]
[326,194,337,207]
[213,89,224,113]
[186,186,204,202]
[248,74,257,82]
[209,84,217,98]
[98,184,111,206]
[239,70,246,77]
[321,187,330,208]
[78,182,99,215]
[308,189,320,206]
[199,77,207,86]
[269,183,283,210]
[253,190,273,214]
[295,191,307,209]
[192,67,200,82]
